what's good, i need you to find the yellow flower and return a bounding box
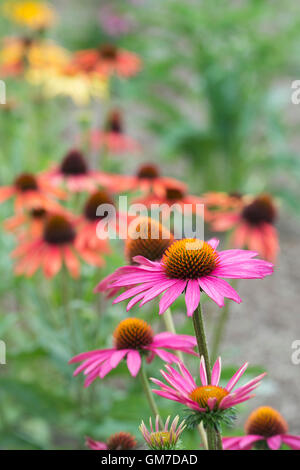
[3,1,56,30]
[26,68,109,106]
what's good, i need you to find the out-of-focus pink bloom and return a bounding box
[69,317,197,387]
[99,7,132,37]
[223,406,300,450]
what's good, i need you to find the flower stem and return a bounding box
[163,307,184,363]
[192,302,221,450]
[192,303,211,382]
[139,358,163,427]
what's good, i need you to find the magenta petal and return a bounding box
[185,279,201,316]
[267,435,282,450]
[199,356,208,386]
[225,362,248,392]
[207,238,220,249]
[110,349,129,368]
[281,435,300,450]
[126,350,141,376]
[159,280,187,315]
[211,357,221,386]
[198,276,225,307]
[239,435,263,449]
[206,276,241,303]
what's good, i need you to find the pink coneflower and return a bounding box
[210,194,279,262]
[89,110,140,155]
[107,163,187,196]
[86,432,137,450]
[72,44,141,79]
[223,406,300,450]
[11,213,105,278]
[151,357,266,429]
[139,415,186,450]
[107,238,273,316]
[44,149,111,193]
[94,216,174,298]
[0,172,65,211]
[69,317,197,386]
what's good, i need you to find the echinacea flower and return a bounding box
[210,194,279,262]
[223,406,300,450]
[43,149,111,192]
[107,238,273,316]
[94,216,174,298]
[109,163,187,196]
[89,109,140,154]
[72,44,141,79]
[151,357,266,429]
[12,213,105,278]
[69,317,197,386]
[0,172,65,211]
[75,189,115,256]
[139,415,186,450]
[133,183,204,217]
[3,1,56,30]
[86,432,137,451]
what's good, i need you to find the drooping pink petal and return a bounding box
[239,435,262,449]
[110,349,129,368]
[159,280,187,315]
[185,279,201,316]
[267,435,282,450]
[126,350,141,376]
[281,435,300,450]
[198,276,225,307]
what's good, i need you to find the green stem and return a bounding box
[139,358,162,426]
[192,302,222,450]
[192,303,211,382]
[215,430,223,450]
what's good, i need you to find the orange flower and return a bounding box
[0,172,65,212]
[72,44,141,78]
[107,163,186,196]
[89,110,140,154]
[12,213,106,278]
[210,193,279,262]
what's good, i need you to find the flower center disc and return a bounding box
[162,239,219,279]
[15,173,38,192]
[189,385,228,409]
[99,44,118,60]
[113,317,153,350]
[84,190,114,221]
[106,432,136,450]
[242,194,276,225]
[60,150,88,175]
[43,215,76,245]
[150,431,172,446]
[106,110,122,133]
[30,207,47,219]
[165,187,185,201]
[245,406,288,438]
[137,164,160,180]
[125,217,174,263]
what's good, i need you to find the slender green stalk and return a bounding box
[215,430,223,450]
[163,305,208,449]
[139,358,162,426]
[192,302,222,450]
[192,303,211,382]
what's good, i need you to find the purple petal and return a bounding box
[159,280,187,314]
[185,279,201,317]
